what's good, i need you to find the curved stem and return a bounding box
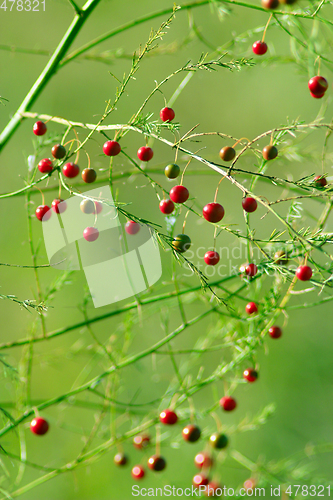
[0,0,101,153]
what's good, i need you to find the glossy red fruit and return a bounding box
[193,474,209,488]
[38,158,53,173]
[30,417,49,435]
[160,107,175,122]
[147,455,166,471]
[137,146,154,162]
[169,185,189,204]
[83,227,99,242]
[103,140,121,156]
[51,198,66,214]
[219,146,236,162]
[245,263,258,277]
[82,168,97,183]
[203,203,225,223]
[206,481,222,497]
[243,368,258,382]
[204,251,220,266]
[219,396,237,412]
[269,325,282,339]
[310,91,325,99]
[194,452,213,469]
[159,409,178,425]
[131,465,145,480]
[133,434,150,450]
[182,424,201,443]
[159,199,175,215]
[51,144,66,159]
[308,76,328,96]
[296,265,312,281]
[33,121,47,136]
[261,0,279,8]
[242,197,257,213]
[114,453,128,466]
[125,221,140,235]
[63,162,80,178]
[35,205,51,221]
[252,41,268,55]
[262,145,278,160]
[245,302,258,315]
[314,175,327,187]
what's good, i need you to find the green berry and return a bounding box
[165,163,180,179]
[172,234,191,253]
[209,432,229,449]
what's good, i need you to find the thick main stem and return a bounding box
[0,0,101,153]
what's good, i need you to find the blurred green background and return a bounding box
[0,0,333,498]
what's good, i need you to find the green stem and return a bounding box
[0,0,101,153]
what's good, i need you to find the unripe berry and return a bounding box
[262,145,278,160]
[219,146,236,161]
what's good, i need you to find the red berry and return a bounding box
[82,168,97,183]
[51,144,66,159]
[169,185,189,204]
[159,199,175,215]
[182,424,201,443]
[159,409,178,425]
[310,91,325,99]
[193,474,209,488]
[219,396,237,412]
[252,41,268,55]
[114,453,128,466]
[296,265,312,281]
[133,434,150,450]
[30,417,49,435]
[137,146,154,162]
[103,140,121,156]
[51,198,66,214]
[125,221,140,235]
[204,251,220,266]
[219,146,236,162]
[33,121,47,136]
[147,455,166,471]
[194,452,213,469]
[314,175,327,187]
[93,201,103,214]
[38,158,53,174]
[160,107,175,122]
[262,145,278,160]
[242,197,257,213]
[245,302,258,315]
[203,203,225,223]
[308,76,328,96]
[63,162,80,178]
[269,325,282,339]
[243,368,258,382]
[131,465,145,480]
[206,481,222,497]
[35,205,51,221]
[83,227,99,242]
[245,263,258,277]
